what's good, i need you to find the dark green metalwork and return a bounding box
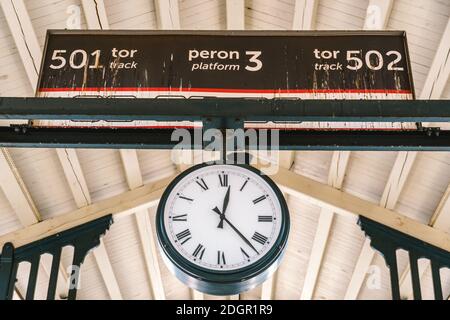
[0,126,449,151]
[0,97,450,122]
[358,216,450,300]
[0,97,449,150]
[0,215,113,300]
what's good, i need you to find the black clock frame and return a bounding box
[156,162,290,295]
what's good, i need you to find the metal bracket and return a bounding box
[0,215,113,300]
[358,216,450,300]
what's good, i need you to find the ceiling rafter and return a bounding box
[0,174,173,249]
[226,0,244,30]
[420,18,450,100]
[292,0,319,30]
[119,149,166,300]
[57,148,123,300]
[154,0,180,30]
[81,0,109,29]
[0,0,41,90]
[264,165,450,251]
[344,151,417,299]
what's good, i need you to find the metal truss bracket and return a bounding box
[0,215,113,300]
[358,216,450,300]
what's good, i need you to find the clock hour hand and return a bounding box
[212,207,259,255]
[217,186,230,229]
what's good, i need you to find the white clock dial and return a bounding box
[163,164,283,271]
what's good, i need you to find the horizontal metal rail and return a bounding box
[0,97,450,122]
[0,127,449,151]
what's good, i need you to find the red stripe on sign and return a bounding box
[38,87,413,94]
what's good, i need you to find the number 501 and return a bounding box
[49,49,103,70]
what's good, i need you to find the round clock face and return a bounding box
[159,164,286,273]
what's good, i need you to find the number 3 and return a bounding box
[245,51,262,72]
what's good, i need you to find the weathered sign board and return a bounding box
[36,30,415,129]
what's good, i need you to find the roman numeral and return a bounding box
[253,195,267,204]
[240,247,250,260]
[196,178,208,191]
[176,229,192,244]
[258,215,273,222]
[179,195,193,202]
[193,244,205,260]
[219,173,228,187]
[240,178,249,191]
[172,214,187,222]
[252,232,268,245]
[217,251,226,265]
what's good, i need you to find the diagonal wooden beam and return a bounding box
[81,0,109,29]
[344,151,417,299]
[420,18,450,100]
[0,174,174,249]
[0,149,40,225]
[57,149,123,300]
[56,149,91,208]
[119,149,166,300]
[300,208,334,300]
[3,168,450,255]
[0,0,41,90]
[259,164,450,252]
[292,0,319,30]
[154,0,180,29]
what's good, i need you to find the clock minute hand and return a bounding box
[212,207,259,255]
[217,186,230,229]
